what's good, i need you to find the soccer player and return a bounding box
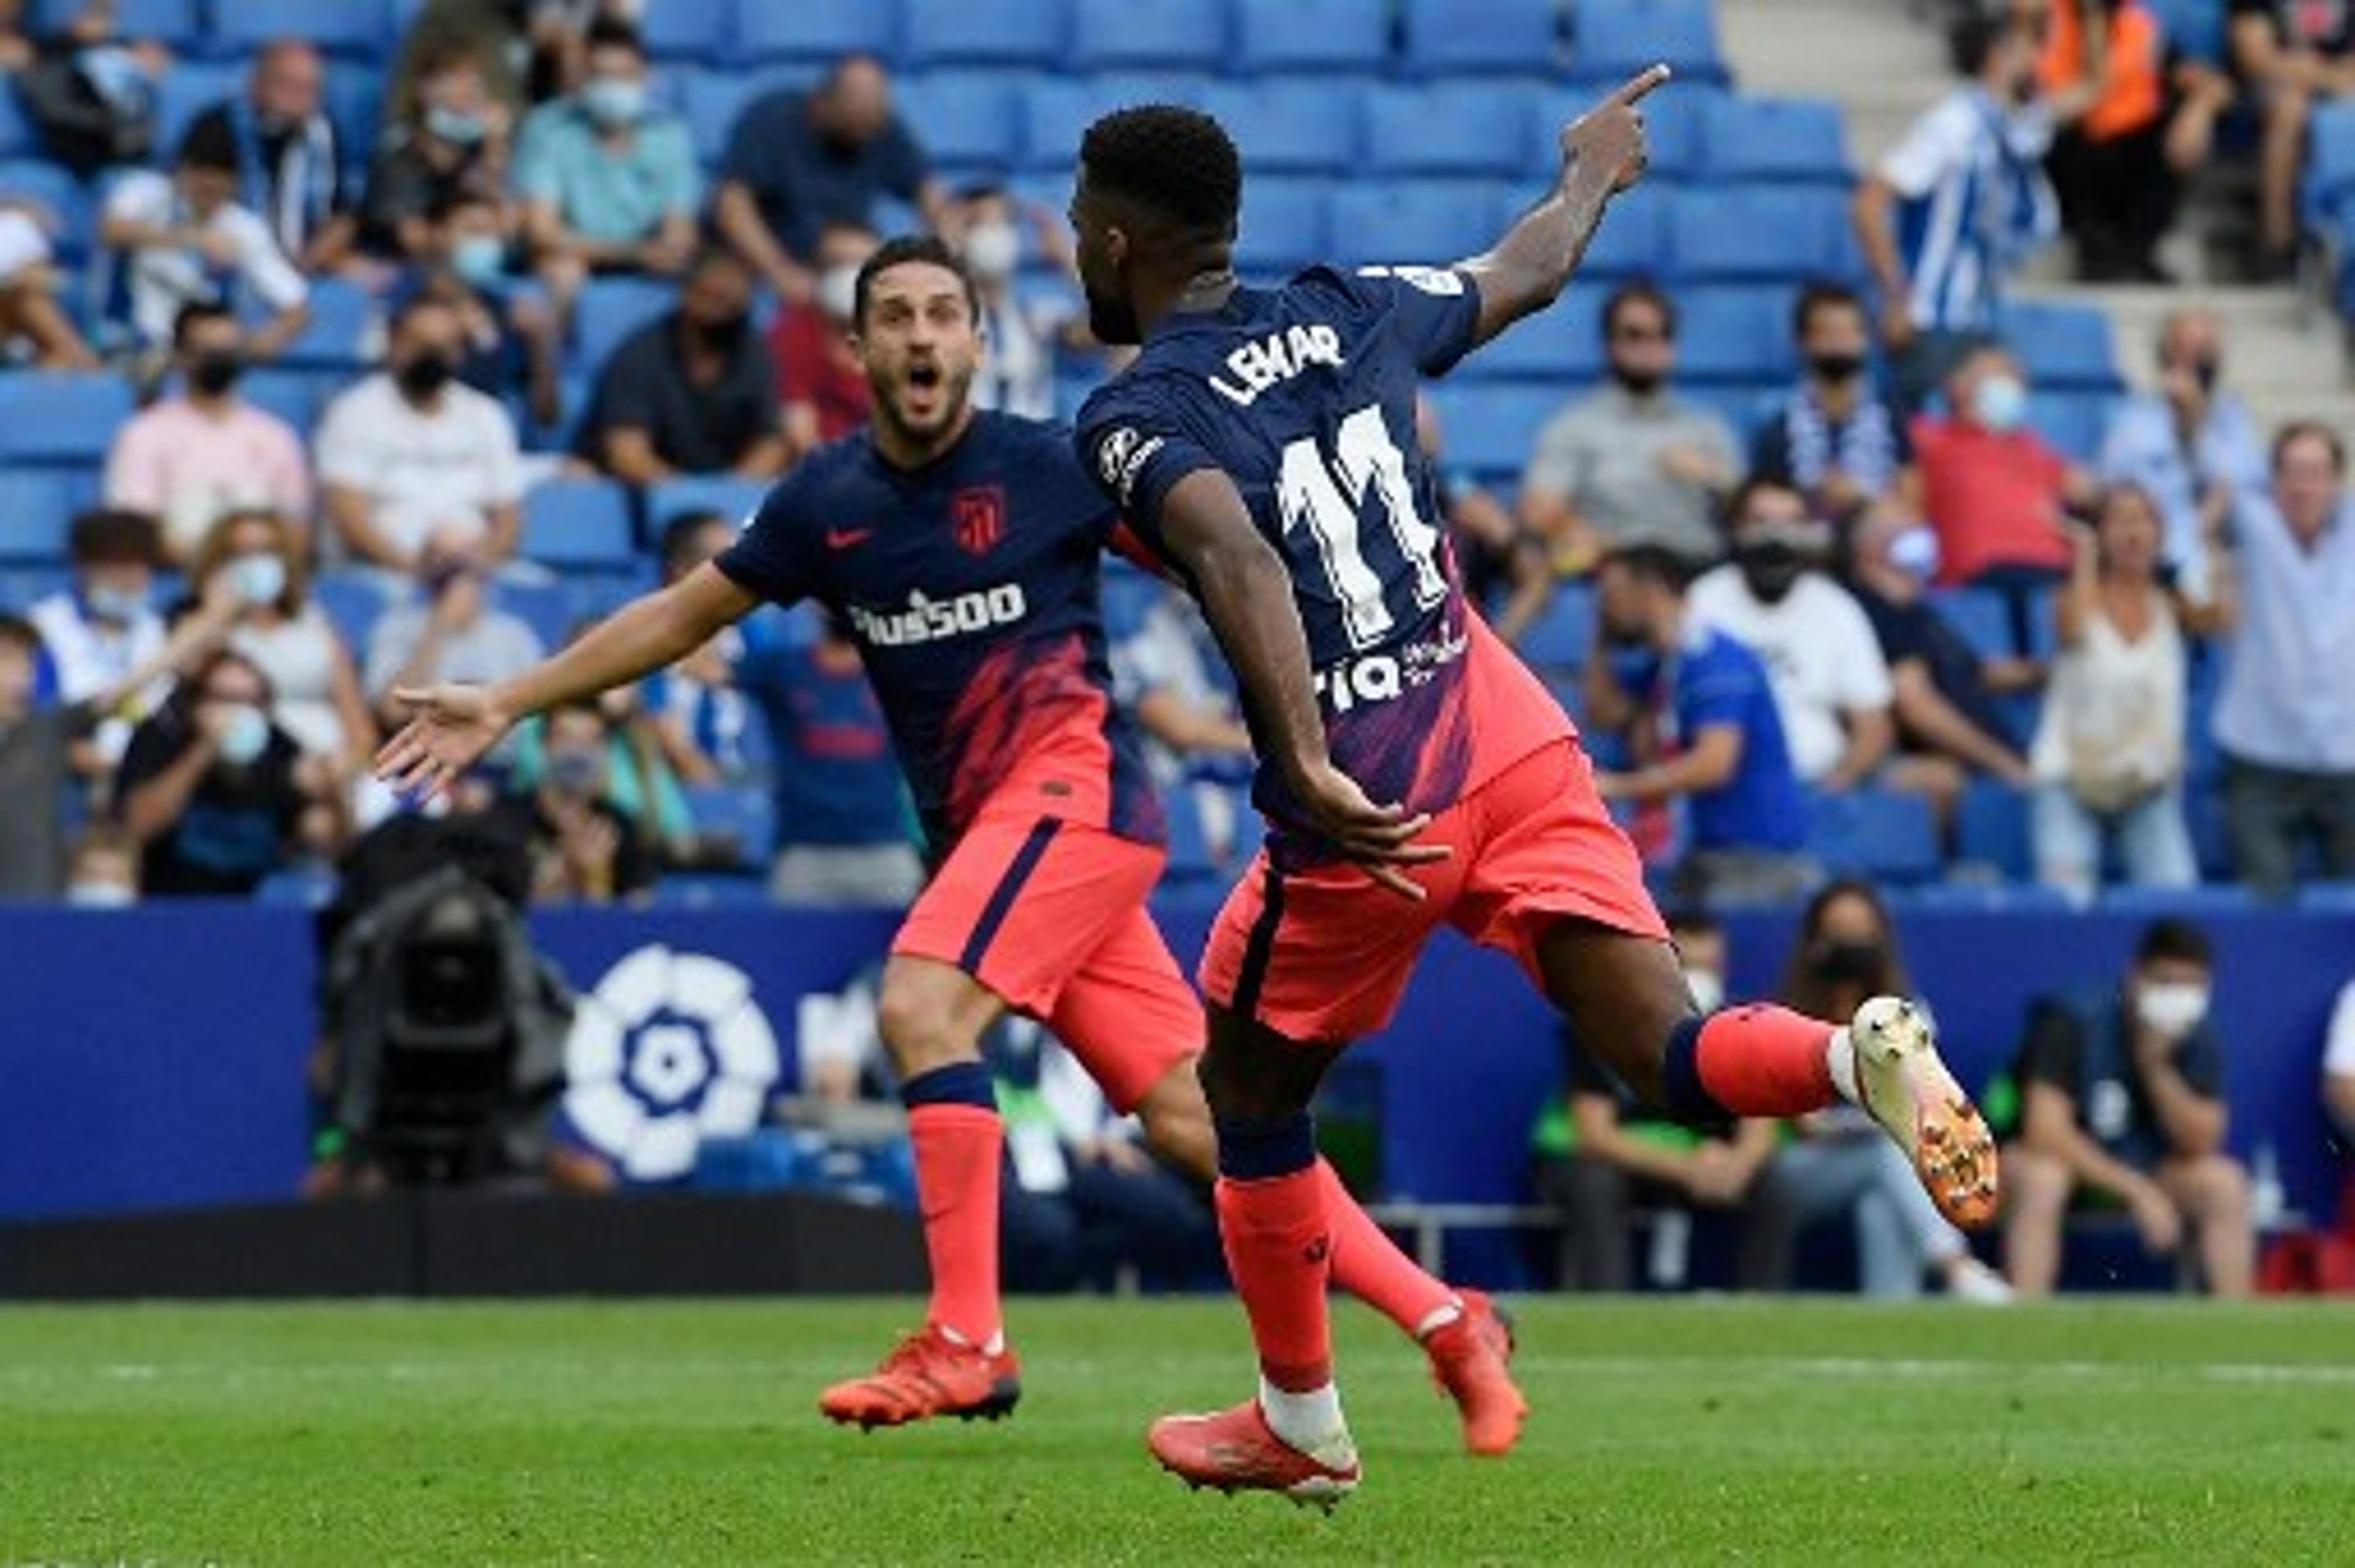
[1064,69,2001,1505]
[375,235,1524,1451]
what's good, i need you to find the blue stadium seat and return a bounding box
[2097,883,2261,916]
[642,0,735,61]
[1669,186,1845,282]
[1019,75,1214,170]
[151,60,247,163]
[0,373,134,467]
[1404,0,1562,77]
[681,782,778,868]
[1806,788,1941,884]
[1701,96,1850,185]
[1425,383,1562,483]
[1233,175,1330,278]
[1326,181,1507,267]
[33,0,198,46]
[2028,390,2115,463]
[1517,581,1596,670]
[904,0,1066,67]
[895,72,1024,174]
[1460,286,1606,381]
[1363,83,1534,179]
[1956,779,2033,882]
[574,277,678,376]
[0,472,80,563]
[494,578,572,653]
[1068,0,1228,72]
[1201,80,1362,175]
[520,481,637,573]
[0,82,36,159]
[737,0,899,64]
[255,865,341,908]
[324,64,386,150]
[646,476,770,535]
[240,369,329,436]
[266,276,377,369]
[310,570,386,658]
[1576,187,1673,278]
[0,159,95,264]
[1528,80,1715,183]
[1673,287,1798,383]
[678,67,821,169]
[1232,0,1390,74]
[1927,586,2015,663]
[205,0,387,57]
[1572,0,1728,86]
[2148,0,2227,64]
[2002,299,2121,390]
[1893,881,2074,913]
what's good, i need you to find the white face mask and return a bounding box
[1683,966,1726,1017]
[818,264,859,324]
[963,219,1019,282]
[228,553,286,608]
[67,880,136,908]
[1886,525,1941,581]
[2135,981,2210,1040]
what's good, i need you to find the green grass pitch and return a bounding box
[1,1298,2350,1564]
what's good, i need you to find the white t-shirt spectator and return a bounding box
[1688,568,1896,784]
[103,171,307,348]
[315,372,526,565]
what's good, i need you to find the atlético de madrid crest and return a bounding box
[952,486,1005,554]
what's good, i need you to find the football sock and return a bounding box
[1214,1112,1336,1401]
[1661,1005,1840,1122]
[902,1063,1003,1350]
[1317,1159,1458,1337]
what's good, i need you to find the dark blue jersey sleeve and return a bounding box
[713,469,818,607]
[1345,264,1482,377]
[1074,378,1220,542]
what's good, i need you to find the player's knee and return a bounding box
[1135,1068,1216,1182]
[876,976,980,1077]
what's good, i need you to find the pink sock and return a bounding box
[908,1103,1003,1345]
[1317,1160,1455,1334]
[1216,1169,1334,1391]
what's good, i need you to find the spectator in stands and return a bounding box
[61,824,140,907]
[173,511,375,775]
[2231,0,2355,280]
[1690,479,1899,794]
[1518,282,1740,571]
[1111,585,1255,871]
[1845,502,2037,825]
[571,247,787,484]
[27,508,170,774]
[1533,909,1794,1293]
[1419,394,1551,646]
[1752,283,1921,529]
[954,184,1081,421]
[2326,977,2355,1144]
[364,525,546,729]
[737,610,923,907]
[507,674,694,871]
[1772,881,2015,1301]
[2031,484,2227,899]
[2215,421,2355,895]
[2004,918,2254,1297]
[0,205,98,367]
[113,645,339,896]
[637,512,752,784]
[1913,343,2096,590]
[361,37,513,263]
[317,296,526,574]
[713,53,948,309]
[396,189,562,429]
[2099,308,2267,605]
[492,694,651,903]
[2040,0,2234,282]
[514,18,699,324]
[1586,544,1818,906]
[183,39,358,277]
[100,117,310,373]
[1854,10,2058,408]
[513,0,648,104]
[12,7,167,177]
[0,613,71,897]
[772,220,881,461]
[103,302,312,565]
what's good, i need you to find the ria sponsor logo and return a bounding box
[1311,628,1468,713]
[848,584,1028,647]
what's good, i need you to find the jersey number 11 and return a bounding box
[1277,403,1449,652]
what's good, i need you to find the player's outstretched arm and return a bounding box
[1157,470,1446,900]
[374,564,759,801]
[1457,64,1669,348]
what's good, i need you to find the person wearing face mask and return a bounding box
[2097,310,2267,608]
[113,646,326,896]
[1853,12,2059,411]
[486,696,650,903]
[365,524,547,734]
[2004,918,2253,1297]
[514,18,699,324]
[181,39,358,276]
[27,508,178,777]
[1518,281,1740,571]
[103,301,312,565]
[1750,283,1922,529]
[389,189,564,432]
[1912,344,2099,594]
[954,185,1085,422]
[317,295,526,575]
[572,247,787,484]
[1689,480,1898,794]
[361,40,513,264]
[61,825,142,908]
[713,52,951,309]
[772,219,883,462]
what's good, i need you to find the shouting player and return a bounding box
[374,235,1525,1451]
[1066,70,2000,1504]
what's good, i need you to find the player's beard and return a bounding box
[882,360,975,450]
[1083,283,1141,346]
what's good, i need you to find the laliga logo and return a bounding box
[562,945,779,1182]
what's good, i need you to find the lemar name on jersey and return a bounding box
[1208,322,1346,408]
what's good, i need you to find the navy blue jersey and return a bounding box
[716,411,1162,852]
[1074,266,1572,847]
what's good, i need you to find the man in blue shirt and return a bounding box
[1584,543,1817,906]
[2097,308,2267,605]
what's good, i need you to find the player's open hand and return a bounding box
[1292,760,1450,901]
[1563,63,1671,194]
[373,683,514,803]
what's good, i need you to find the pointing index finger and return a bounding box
[1613,63,1672,105]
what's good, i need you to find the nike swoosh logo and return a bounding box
[826,529,872,549]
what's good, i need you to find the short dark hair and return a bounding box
[1600,541,1694,593]
[0,611,40,662]
[1723,475,1807,528]
[583,16,643,56]
[1949,13,2005,77]
[2272,419,2347,476]
[1603,280,1676,340]
[172,299,236,348]
[1079,104,1242,238]
[1792,280,1866,338]
[659,509,727,572]
[176,113,240,174]
[68,508,161,566]
[2136,918,2213,971]
[853,233,979,329]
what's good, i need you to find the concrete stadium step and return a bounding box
[2018,283,2348,423]
[1717,0,1951,163]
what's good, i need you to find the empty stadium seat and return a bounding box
[1403,0,1563,77]
[682,782,778,867]
[1700,96,1850,185]
[519,481,637,572]
[0,373,134,467]
[1019,75,1213,170]
[643,0,735,61]
[1517,581,1597,671]
[0,159,95,263]
[1459,286,1606,381]
[1425,383,1561,482]
[737,0,899,64]
[310,571,386,658]
[204,0,387,57]
[905,0,1064,67]
[1529,81,1716,183]
[1673,287,1798,383]
[0,81,36,159]
[2002,299,2122,390]
[1956,779,2034,882]
[678,67,820,168]
[2148,0,2227,64]
[574,277,678,375]
[0,472,81,563]
[646,476,771,534]
[1326,181,1507,266]
[1669,186,1847,282]
[33,0,199,47]
[1068,0,1228,73]
[240,370,329,436]
[1233,0,1391,75]
[1233,175,1330,277]
[1572,0,1729,86]
[1576,187,1674,278]
[895,72,1024,174]
[1201,80,1362,175]
[2029,390,2114,463]
[1927,586,2015,663]
[151,60,250,163]
[1806,789,1941,884]
[1363,83,1534,179]
[266,277,377,369]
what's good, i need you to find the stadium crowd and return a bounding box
[0,0,2344,1296]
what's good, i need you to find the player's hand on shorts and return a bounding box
[1562,63,1670,194]
[1293,760,1449,901]
[374,683,515,803]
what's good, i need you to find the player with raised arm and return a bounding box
[1065,69,2001,1505]
[375,235,1525,1451]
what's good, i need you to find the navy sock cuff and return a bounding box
[900,1061,997,1112]
[1660,1015,1731,1126]
[1215,1111,1317,1181]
